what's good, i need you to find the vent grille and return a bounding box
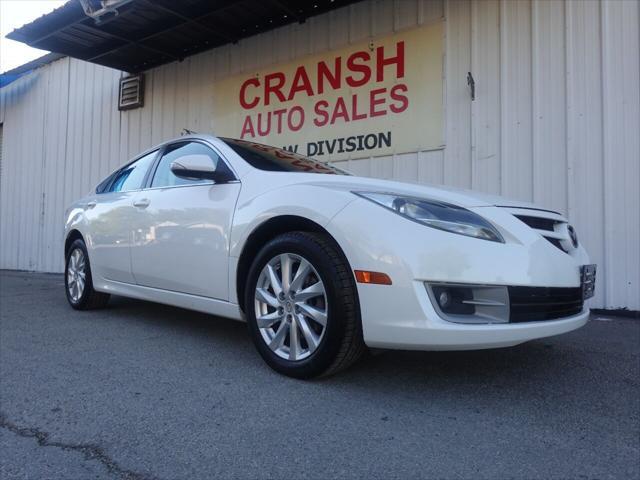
[511,212,572,253]
[118,74,144,110]
[514,215,556,232]
[545,237,565,252]
[509,286,583,322]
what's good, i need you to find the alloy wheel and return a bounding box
[67,248,86,302]
[254,253,328,361]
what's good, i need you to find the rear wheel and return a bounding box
[245,231,365,378]
[65,239,110,310]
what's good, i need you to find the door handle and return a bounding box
[86,201,97,209]
[133,198,150,208]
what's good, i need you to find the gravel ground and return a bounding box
[1,270,638,480]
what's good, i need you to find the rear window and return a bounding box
[221,138,349,175]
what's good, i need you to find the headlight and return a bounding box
[354,192,505,243]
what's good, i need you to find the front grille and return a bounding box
[508,286,583,322]
[545,237,565,252]
[512,213,571,253]
[514,215,556,232]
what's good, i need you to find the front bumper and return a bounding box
[359,281,589,350]
[326,198,591,350]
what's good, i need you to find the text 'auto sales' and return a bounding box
[237,41,408,139]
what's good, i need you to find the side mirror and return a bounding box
[170,154,218,181]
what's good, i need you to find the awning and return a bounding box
[7,0,361,73]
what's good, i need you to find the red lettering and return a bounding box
[330,97,350,124]
[291,160,314,172]
[257,112,271,136]
[376,41,405,82]
[390,84,409,113]
[240,115,255,139]
[287,66,314,101]
[351,94,366,121]
[346,51,371,87]
[275,150,295,160]
[250,143,271,152]
[239,78,260,109]
[317,58,341,94]
[314,100,330,127]
[369,88,387,117]
[287,106,305,131]
[273,108,287,133]
[264,72,286,106]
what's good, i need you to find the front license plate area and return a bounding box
[581,264,596,300]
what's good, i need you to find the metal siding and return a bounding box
[0,125,3,179]
[443,0,472,189]
[470,0,501,194]
[41,59,70,272]
[500,0,533,201]
[566,0,607,308]
[531,0,567,214]
[600,0,640,310]
[17,72,46,270]
[0,0,637,310]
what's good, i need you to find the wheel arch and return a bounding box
[235,215,352,313]
[65,229,84,257]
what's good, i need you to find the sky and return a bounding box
[1,0,67,73]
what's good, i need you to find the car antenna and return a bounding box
[181,128,197,136]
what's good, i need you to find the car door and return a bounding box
[84,150,158,284]
[129,140,241,300]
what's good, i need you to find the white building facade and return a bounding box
[0,0,638,311]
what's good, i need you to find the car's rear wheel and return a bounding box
[65,239,110,310]
[245,231,365,378]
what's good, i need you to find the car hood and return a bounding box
[302,174,560,213]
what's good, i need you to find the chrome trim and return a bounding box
[426,282,510,324]
[462,299,506,306]
[138,180,240,193]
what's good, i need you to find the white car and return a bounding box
[64,134,596,378]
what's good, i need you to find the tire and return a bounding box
[244,231,366,378]
[65,238,110,310]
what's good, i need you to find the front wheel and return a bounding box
[65,239,110,310]
[245,231,365,378]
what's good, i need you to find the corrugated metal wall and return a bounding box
[0,0,638,310]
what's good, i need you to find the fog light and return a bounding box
[427,283,510,324]
[438,291,451,308]
[431,286,475,315]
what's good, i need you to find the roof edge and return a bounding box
[1,52,67,77]
[6,1,83,43]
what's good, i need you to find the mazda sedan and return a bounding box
[64,134,595,378]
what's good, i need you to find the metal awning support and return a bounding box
[78,0,135,24]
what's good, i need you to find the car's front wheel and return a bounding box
[65,239,110,310]
[245,231,365,378]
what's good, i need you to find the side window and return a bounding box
[108,150,157,193]
[96,173,115,194]
[150,141,230,188]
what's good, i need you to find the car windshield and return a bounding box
[221,138,350,175]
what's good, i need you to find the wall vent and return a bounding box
[118,74,144,110]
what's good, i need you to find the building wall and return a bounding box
[0,0,638,310]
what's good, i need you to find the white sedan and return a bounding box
[64,134,596,378]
